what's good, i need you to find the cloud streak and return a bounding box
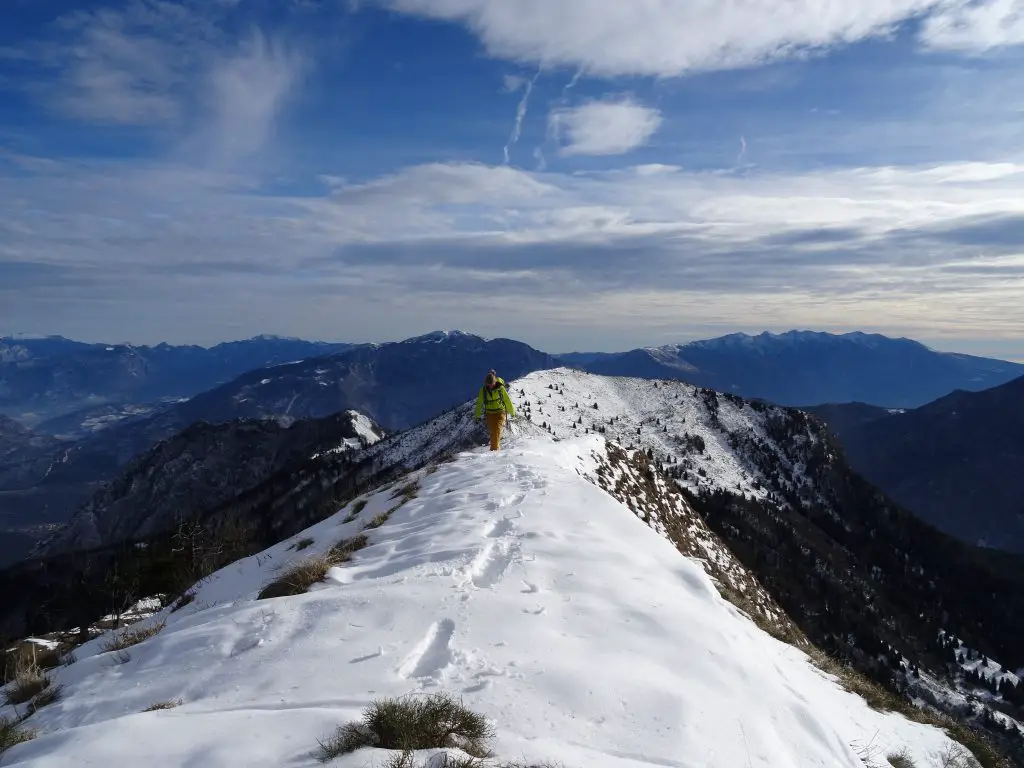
[503,70,540,164]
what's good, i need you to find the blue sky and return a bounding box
[1,0,1023,358]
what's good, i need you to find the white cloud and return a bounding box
[920,0,1024,51]
[550,97,663,156]
[378,0,1024,77]
[377,0,968,77]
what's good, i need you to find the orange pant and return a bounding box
[485,411,505,451]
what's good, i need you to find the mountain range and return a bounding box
[812,376,1024,553]
[0,332,558,564]
[2,368,1022,765]
[573,330,1024,408]
[1,328,1021,568]
[0,334,353,430]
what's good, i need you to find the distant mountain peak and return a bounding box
[401,330,485,344]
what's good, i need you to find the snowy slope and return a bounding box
[3,434,962,768]
[310,410,384,459]
[508,367,818,501]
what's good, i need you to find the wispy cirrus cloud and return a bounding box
[27,1,220,126]
[197,32,306,164]
[549,97,663,156]
[9,0,303,166]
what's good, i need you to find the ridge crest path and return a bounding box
[3,435,960,768]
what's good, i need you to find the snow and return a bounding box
[402,330,484,344]
[3,434,961,768]
[346,410,382,445]
[507,367,801,501]
[309,411,383,460]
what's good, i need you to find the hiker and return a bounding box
[474,369,516,451]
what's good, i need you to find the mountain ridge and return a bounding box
[578,331,1024,407]
[820,374,1024,552]
[0,434,979,768]
[0,333,559,564]
[2,369,1023,762]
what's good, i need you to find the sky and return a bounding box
[1,0,1023,358]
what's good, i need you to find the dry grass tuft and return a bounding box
[329,534,370,563]
[3,666,51,707]
[258,554,338,600]
[316,693,495,763]
[259,531,374,600]
[27,683,63,715]
[344,499,369,523]
[143,699,183,712]
[392,481,421,501]
[102,621,167,652]
[0,716,36,757]
[364,513,391,530]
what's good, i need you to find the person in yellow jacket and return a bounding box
[474,369,516,451]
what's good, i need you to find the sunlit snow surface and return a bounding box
[3,435,958,767]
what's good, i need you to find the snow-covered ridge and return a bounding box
[508,367,821,503]
[309,410,384,460]
[3,435,962,767]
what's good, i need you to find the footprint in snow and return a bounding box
[397,619,455,680]
[483,517,516,538]
[465,540,518,589]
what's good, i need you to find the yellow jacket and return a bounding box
[474,378,516,419]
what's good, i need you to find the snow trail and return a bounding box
[3,435,962,767]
